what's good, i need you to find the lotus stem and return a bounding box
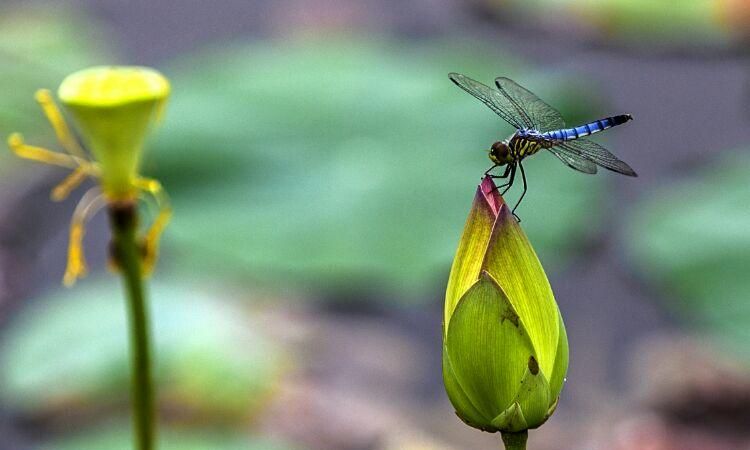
[501,431,528,450]
[109,201,156,450]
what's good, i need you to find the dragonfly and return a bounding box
[449,73,636,219]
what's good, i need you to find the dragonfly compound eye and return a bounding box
[490,141,510,163]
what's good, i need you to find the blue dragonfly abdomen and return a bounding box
[542,114,632,141]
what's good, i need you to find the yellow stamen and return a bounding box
[9,71,172,285]
[51,166,89,201]
[8,133,79,169]
[63,187,106,286]
[143,209,172,275]
[35,89,88,159]
[64,222,87,286]
[135,177,172,274]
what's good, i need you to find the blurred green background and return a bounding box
[0,1,749,449]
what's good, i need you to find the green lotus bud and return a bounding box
[58,66,170,199]
[442,176,568,449]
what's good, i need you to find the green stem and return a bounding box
[110,201,155,450]
[501,431,528,450]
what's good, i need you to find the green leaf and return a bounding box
[146,39,608,298]
[0,279,284,419]
[0,5,113,178]
[627,150,750,359]
[444,271,536,428]
[38,424,298,450]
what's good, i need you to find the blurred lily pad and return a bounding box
[0,279,285,421]
[0,4,113,175]
[146,39,611,297]
[40,424,298,450]
[627,150,750,357]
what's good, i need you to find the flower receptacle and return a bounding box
[58,66,169,199]
[7,65,172,285]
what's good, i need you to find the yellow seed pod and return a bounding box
[58,66,170,199]
[7,66,172,285]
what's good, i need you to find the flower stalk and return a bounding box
[110,201,155,450]
[501,431,528,450]
[8,66,172,450]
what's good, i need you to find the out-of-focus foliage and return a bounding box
[627,150,750,358]
[0,5,111,178]
[40,424,298,450]
[475,0,743,49]
[0,280,285,421]
[146,40,611,297]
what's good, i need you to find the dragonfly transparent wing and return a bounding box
[449,73,526,130]
[547,146,597,174]
[558,138,636,176]
[495,77,565,132]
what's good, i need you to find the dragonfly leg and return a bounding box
[511,162,528,222]
[483,164,498,177]
[499,164,516,196]
[490,164,511,180]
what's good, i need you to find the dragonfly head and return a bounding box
[489,141,512,165]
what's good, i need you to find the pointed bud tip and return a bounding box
[479,176,506,217]
[495,202,517,227]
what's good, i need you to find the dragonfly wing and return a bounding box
[559,139,637,176]
[495,77,565,132]
[449,73,526,129]
[547,146,597,174]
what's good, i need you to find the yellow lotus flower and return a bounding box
[7,66,172,285]
[443,176,568,449]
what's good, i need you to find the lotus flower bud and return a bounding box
[442,176,568,448]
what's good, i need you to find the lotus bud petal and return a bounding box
[443,176,568,445]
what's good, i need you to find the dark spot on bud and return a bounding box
[499,307,520,328]
[528,356,539,375]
